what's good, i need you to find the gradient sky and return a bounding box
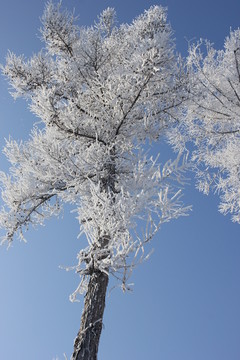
[0,1,240,359]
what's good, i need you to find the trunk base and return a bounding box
[72,271,109,360]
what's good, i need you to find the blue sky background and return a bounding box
[0,1,240,359]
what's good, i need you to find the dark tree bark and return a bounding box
[72,270,109,360]
[72,153,115,360]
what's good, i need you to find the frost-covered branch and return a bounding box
[1,2,188,297]
[168,29,240,223]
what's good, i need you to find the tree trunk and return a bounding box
[72,155,114,360]
[71,270,109,360]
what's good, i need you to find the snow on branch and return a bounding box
[0,3,189,295]
[168,29,240,222]
[40,1,78,56]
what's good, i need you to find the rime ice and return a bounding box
[0,2,189,297]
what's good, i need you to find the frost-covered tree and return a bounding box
[0,2,189,359]
[169,29,240,223]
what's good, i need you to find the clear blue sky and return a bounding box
[0,1,240,359]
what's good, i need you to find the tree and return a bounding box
[0,2,189,359]
[168,29,240,223]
